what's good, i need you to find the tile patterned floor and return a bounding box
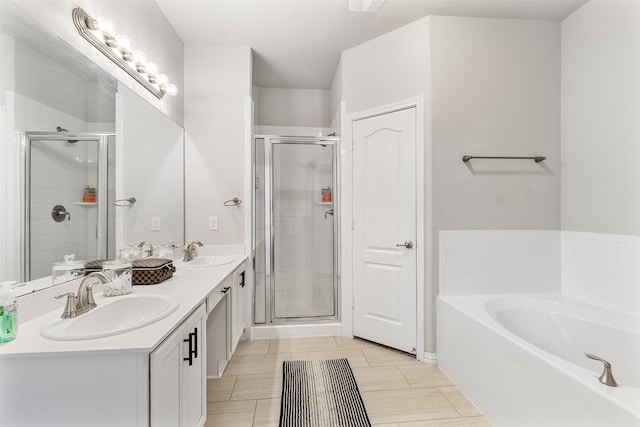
[205,336,493,427]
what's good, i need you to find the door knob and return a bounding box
[396,240,413,249]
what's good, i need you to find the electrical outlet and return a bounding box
[151,216,161,231]
[208,216,218,231]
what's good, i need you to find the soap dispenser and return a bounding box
[0,281,18,343]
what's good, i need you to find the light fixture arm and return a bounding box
[72,7,166,99]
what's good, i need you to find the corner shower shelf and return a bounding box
[317,202,333,205]
[74,202,97,207]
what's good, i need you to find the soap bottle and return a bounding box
[0,281,18,343]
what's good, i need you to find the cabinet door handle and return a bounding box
[240,271,245,288]
[221,286,230,294]
[193,327,198,359]
[183,334,194,366]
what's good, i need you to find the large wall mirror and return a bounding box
[0,2,185,295]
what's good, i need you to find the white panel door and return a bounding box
[352,107,417,353]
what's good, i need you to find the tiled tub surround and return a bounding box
[562,231,640,317]
[439,230,561,296]
[437,230,640,426]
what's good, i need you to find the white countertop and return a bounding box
[0,255,247,358]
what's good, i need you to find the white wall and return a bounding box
[430,16,561,232]
[559,1,639,317]
[341,15,561,354]
[342,18,430,115]
[561,0,640,236]
[329,58,343,131]
[10,0,184,125]
[184,45,251,244]
[116,84,184,249]
[254,87,330,128]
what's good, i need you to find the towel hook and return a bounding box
[113,197,136,207]
[223,197,242,207]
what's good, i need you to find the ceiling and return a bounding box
[156,0,587,90]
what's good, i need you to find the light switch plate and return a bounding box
[151,216,161,231]
[208,216,218,231]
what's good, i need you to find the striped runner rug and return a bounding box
[280,358,371,427]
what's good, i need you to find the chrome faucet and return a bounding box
[137,241,154,257]
[183,240,203,262]
[585,353,618,387]
[55,272,111,319]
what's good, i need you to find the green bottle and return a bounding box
[0,281,18,343]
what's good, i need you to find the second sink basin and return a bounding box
[178,255,235,268]
[40,293,179,341]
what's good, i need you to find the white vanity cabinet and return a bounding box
[206,261,246,378]
[150,303,206,427]
[0,256,248,427]
[232,268,246,351]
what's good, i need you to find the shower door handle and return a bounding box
[396,240,413,249]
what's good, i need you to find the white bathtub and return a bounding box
[437,294,640,427]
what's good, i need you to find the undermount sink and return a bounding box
[40,293,179,341]
[177,255,235,268]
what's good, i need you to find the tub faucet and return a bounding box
[137,241,154,257]
[183,240,203,262]
[585,353,618,387]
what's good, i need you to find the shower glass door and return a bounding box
[270,140,336,320]
[24,133,114,281]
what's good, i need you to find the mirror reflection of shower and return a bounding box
[253,136,339,324]
[23,132,115,281]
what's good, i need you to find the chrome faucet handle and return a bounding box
[585,353,618,387]
[183,240,204,262]
[55,292,78,319]
[76,272,110,314]
[137,241,154,257]
[82,282,97,308]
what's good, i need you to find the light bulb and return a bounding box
[132,51,146,66]
[115,35,132,53]
[156,74,169,87]
[145,62,158,76]
[95,17,116,36]
[165,84,178,96]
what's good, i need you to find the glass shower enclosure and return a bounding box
[22,132,115,281]
[253,136,339,324]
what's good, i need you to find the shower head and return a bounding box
[57,126,78,143]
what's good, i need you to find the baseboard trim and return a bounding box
[250,323,342,340]
[423,352,438,365]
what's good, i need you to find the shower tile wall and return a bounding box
[272,144,334,318]
[30,138,98,279]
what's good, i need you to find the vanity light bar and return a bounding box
[72,7,178,99]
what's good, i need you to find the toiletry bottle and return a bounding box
[0,281,18,343]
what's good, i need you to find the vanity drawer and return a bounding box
[207,275,232,314]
